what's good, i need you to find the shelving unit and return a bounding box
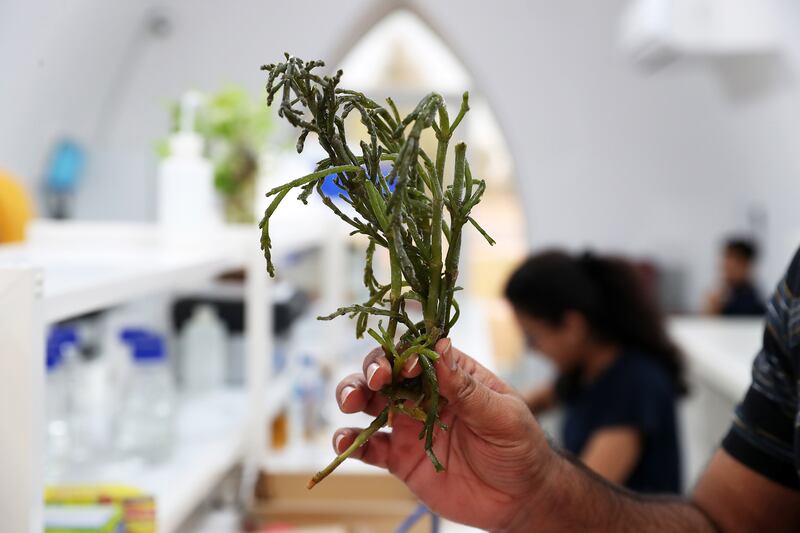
[0,216,343,533]
[60,389,247,533]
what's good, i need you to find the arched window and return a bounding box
[336,9,528,363]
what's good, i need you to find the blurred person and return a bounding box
[503,250,685,493]
[332,247,800,532]
[704,237,765,316]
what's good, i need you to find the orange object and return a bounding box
[0,169,34,243]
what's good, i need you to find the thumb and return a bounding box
[433,338,508,430]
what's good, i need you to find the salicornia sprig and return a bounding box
[258,54,494,488]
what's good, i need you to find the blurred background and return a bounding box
[0,0,797,532]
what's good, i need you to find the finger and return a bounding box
[336,373,372,414]
[362,347,392,391]
[335,373,389,416]
[332,427,390,470]
[400,354,422,378]
[433,338,514,428]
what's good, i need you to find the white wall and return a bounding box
[2,0,799,309]
[418,0,800,307]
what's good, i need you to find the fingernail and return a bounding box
[367,363,381,388]
[443,339,456,370]
[335,433,345,452]
[404,356,418,374]
[340,386,355,406]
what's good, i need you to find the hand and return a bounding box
[333,338,553,531]
[703,288,725,315]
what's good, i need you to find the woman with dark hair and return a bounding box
[505,250,686,494]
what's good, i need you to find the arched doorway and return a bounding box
[334,8,528,365]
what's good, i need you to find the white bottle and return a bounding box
[116,335,175,463]
[179,305,228,395]
[157,91,220,235]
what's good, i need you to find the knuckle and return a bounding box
[456,373,479,405]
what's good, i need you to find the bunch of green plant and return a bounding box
[259,55,494,489]
[158,86,273,223]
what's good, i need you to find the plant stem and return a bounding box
[425,122,449,338]
[307,406,390,489]
[386,242,403,354]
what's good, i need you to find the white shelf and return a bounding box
[668,316,763,400]
[57,389,247,533]
[49,376,293,533]
[0,219,331,324]
[262,440,385,477]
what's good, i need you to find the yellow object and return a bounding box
[46,485,156,533]
[0,169,34,243]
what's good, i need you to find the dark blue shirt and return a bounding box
[560,353,682,493]
[721,282,766,316]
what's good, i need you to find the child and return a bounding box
[505,250,686,493]
[704,238,765,316]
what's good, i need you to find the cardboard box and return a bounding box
[253,472,432,533]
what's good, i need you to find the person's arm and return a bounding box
[703,288,724,315]
[693,450,800,532]
[505,441,800,532]
[523,383,556,415]
[579,427,641,485]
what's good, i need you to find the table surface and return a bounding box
[668,316,763,401]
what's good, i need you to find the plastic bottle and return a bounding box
[48,326,101,466]
[67,323,112,465]
[289,354,324,444]
[45,336,71,481]
[179,304,228,395]
[157,91,220,234]
[116,334,175,463]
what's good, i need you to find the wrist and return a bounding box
[497,437,566,533]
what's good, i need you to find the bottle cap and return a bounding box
[132,335,166,363]
[120,328,151,344]
[46,341,63,372]
[46,327,78,372]
[49,326,78,345]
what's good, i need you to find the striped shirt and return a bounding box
[722,249,800,489]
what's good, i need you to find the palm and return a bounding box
[383,390,540,529]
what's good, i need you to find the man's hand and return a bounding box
[333,338,553,531]
[333,339,796,532]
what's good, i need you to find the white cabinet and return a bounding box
[0,219,342,533]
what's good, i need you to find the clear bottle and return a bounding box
[179,304,227,395]
[289,354,324,443]
[116,335,175,463]
[45,337,71,481]
[68,346,108,465]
